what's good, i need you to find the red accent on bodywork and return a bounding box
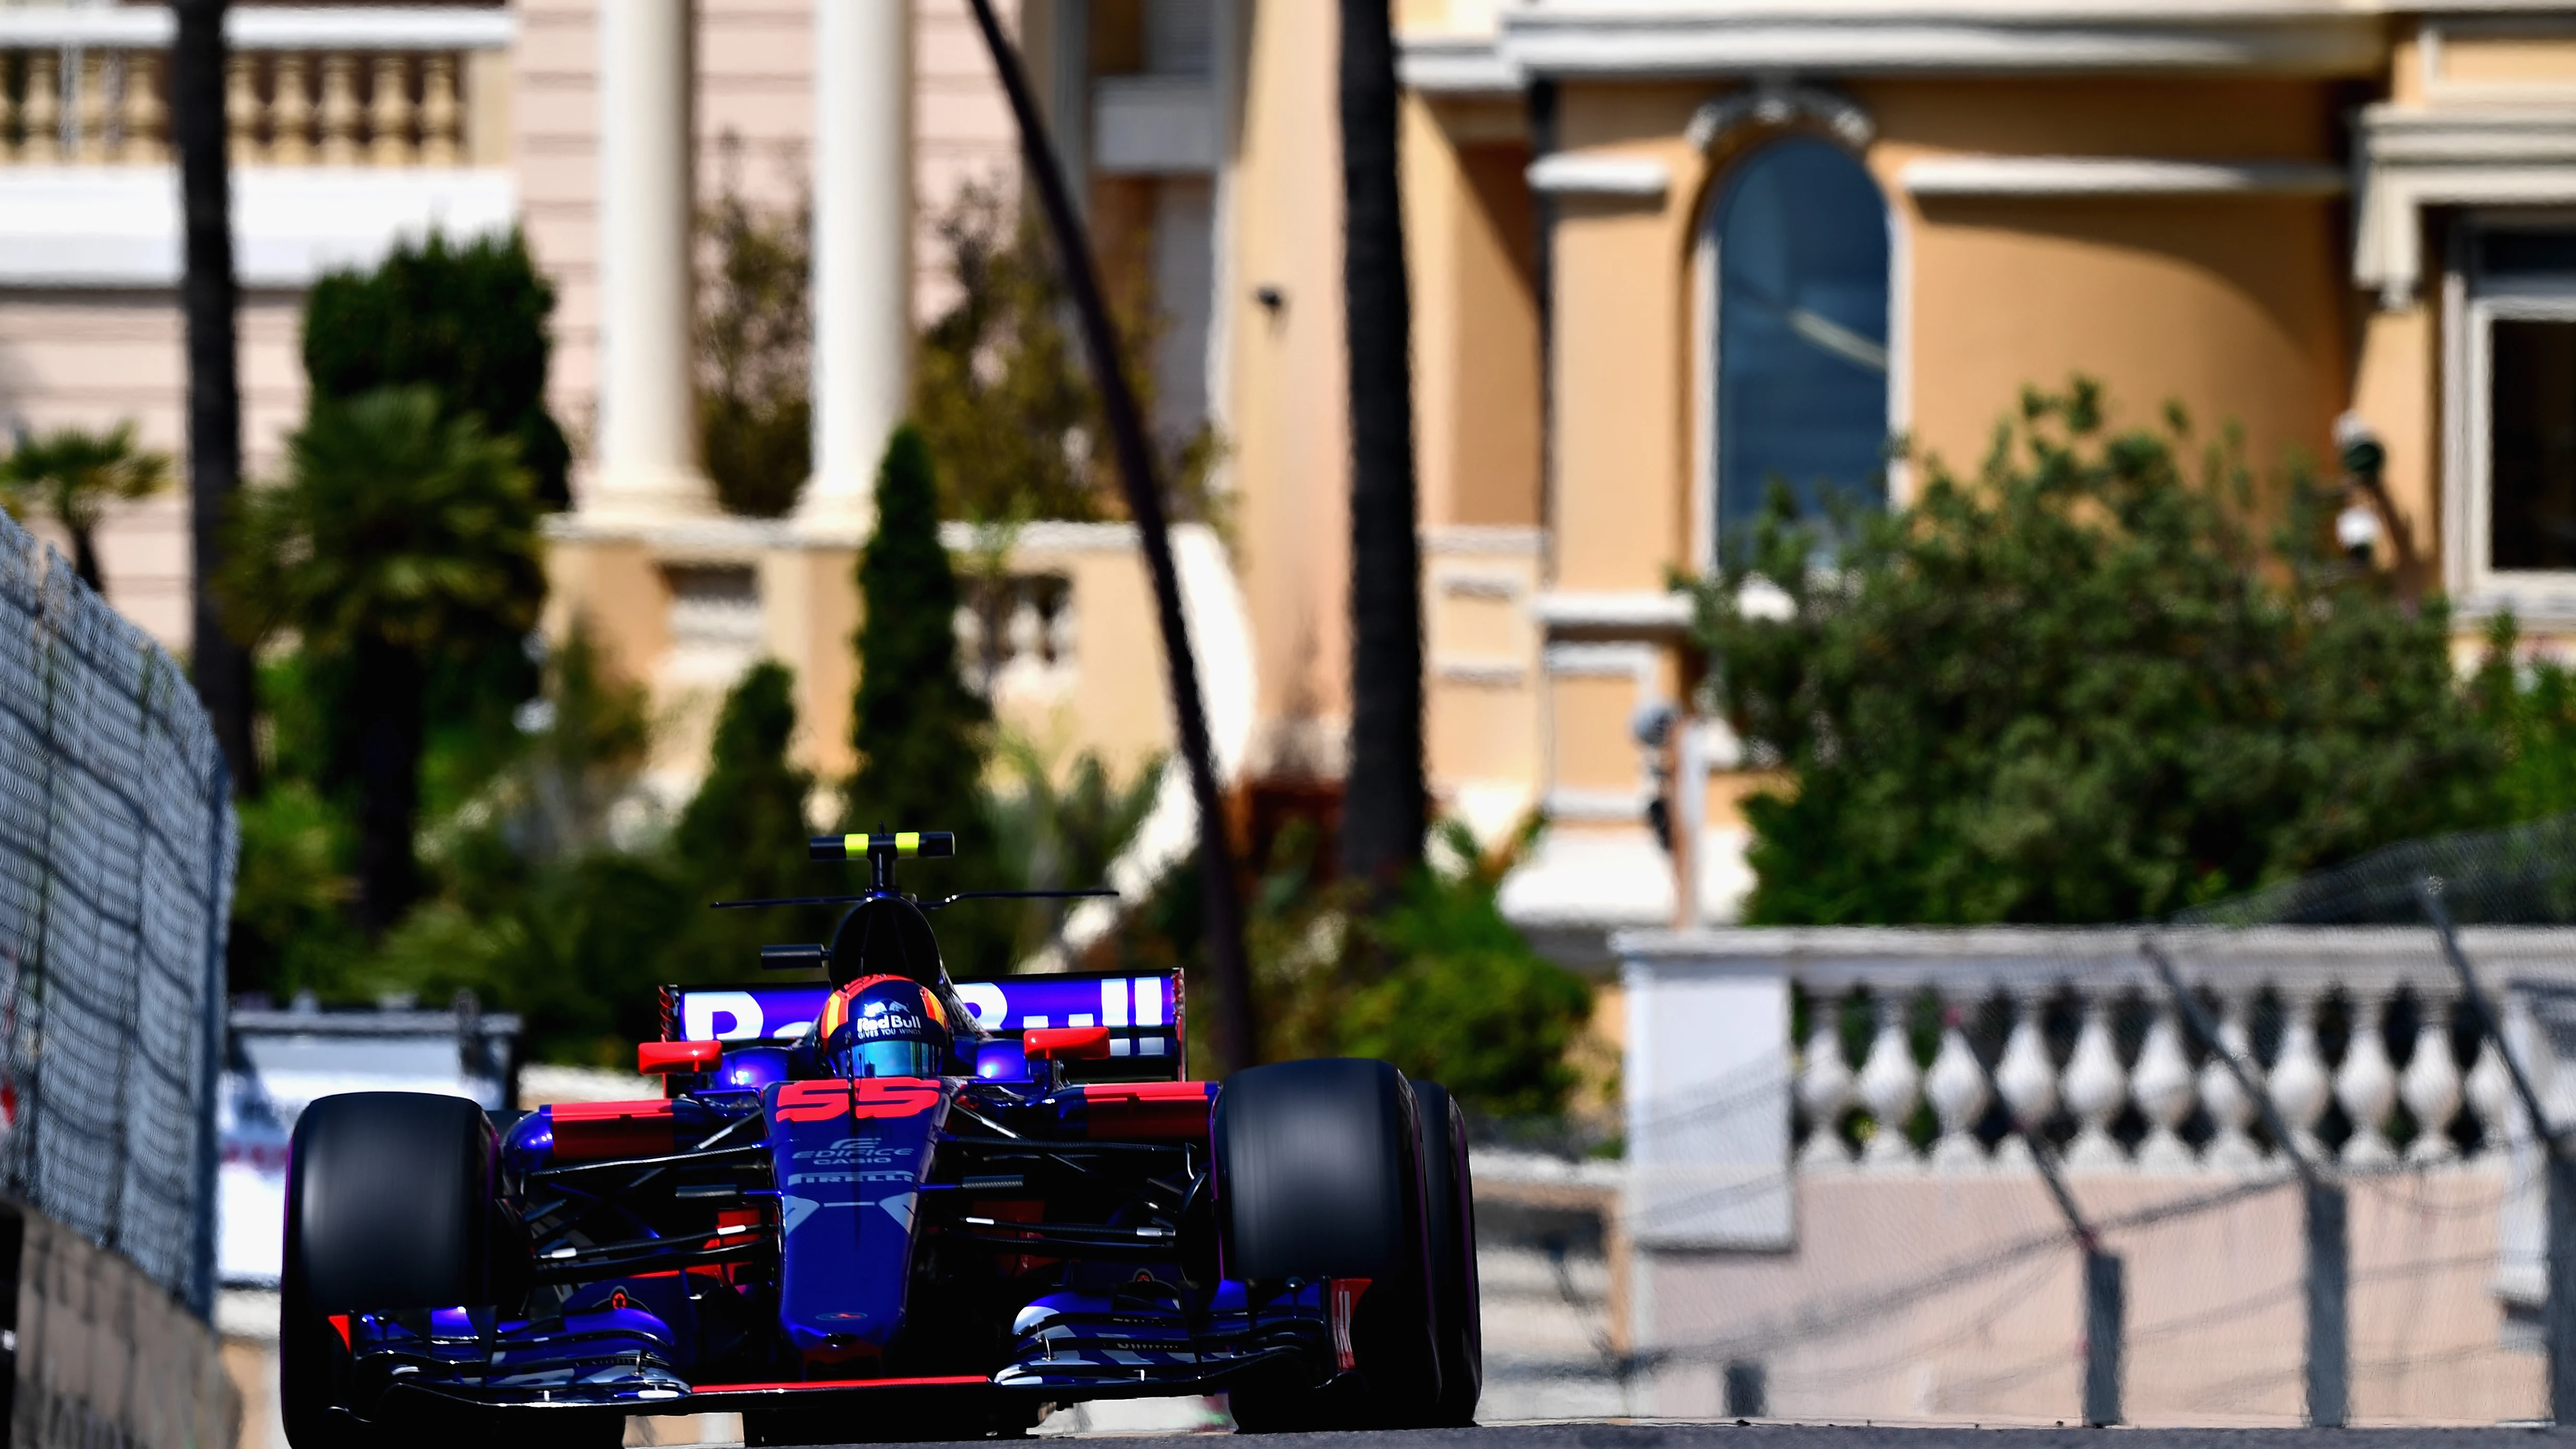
[1024,1025,1112,1061]
[771,1078,939,1124]
[1327,1278,1371,1372]
[1079,1080,1214,1139]
[327,1315,351,1350]
[550,1099,679,1161]
[638,1040,723,1074]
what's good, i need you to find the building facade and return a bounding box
[6,1,2576,966]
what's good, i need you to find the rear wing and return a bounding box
[656,970,1185,1079]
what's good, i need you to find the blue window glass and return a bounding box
[1714,136,1892,553]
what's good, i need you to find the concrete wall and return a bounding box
[9,1205,240,1449]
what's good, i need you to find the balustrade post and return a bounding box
[224,55,261,165]
[1855,995,1920,1165]
[421,54,461,166]
[1991,994,2057,1170]
[319,54,359,164]
[272,56,313,164]
[2062,999,2129,1170]
[74,52,108,162]
[2132,1003,2196,1169]
[25,52,61,165]
[1796,995,1855,1167]
[2198,990,2263,1168]
[371,56,411,165]
[1923,1004,1990,1169]
[2402,994,2465,1163]
[2468,1025,2514,1160]
[2336,988,2399,1166]
[120,53,167,164]
[2271,988,2334,1161]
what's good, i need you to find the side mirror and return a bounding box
[639,1040,723,1074]
[1023,1025,1113,1062]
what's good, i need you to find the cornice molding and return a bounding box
[1526,153,1673,199]
[1495,8,2383,79]
[1902,154,2349,196]
[2354,103,2576,307]
[1398,34,1527,95]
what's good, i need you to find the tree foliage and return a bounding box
[1689,380,2504,924]
[222,386,544,932]
[696,184,813,517]
[0,422,173,591]
[303,230,572,510]
[845,426,991,838]
[914,184,1225,527]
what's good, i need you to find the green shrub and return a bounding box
[696,187,812,517]
[1688,379,2503,924]
[303,230,572,509]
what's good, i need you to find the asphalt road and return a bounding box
[854,1428,2576,1449]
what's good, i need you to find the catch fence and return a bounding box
[1594,816,2576,1427]
[0,506,235,1319]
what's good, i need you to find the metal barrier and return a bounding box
[0,506,234,1319]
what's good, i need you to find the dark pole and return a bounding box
[173,0,257,795]
[2420,882,2576,1423]
[1336,0,1426,888]
[960,0,1256,1074]
[1957,1004,2121,1426]
[2144,937,2345,1427]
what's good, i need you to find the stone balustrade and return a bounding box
[1777,929,2572,1173]
[0,7,510,169]
[1618,928,2576,1251]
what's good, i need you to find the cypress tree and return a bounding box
[674,661,826,976]
[845,426,990,841]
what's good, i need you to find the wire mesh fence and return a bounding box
[1594,816,2576,1427]
[0,506,234,1319]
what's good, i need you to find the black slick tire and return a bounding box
[1412,1080,1481,1427]
[281,1092,502,1449]
[1213,1058,1442,1431]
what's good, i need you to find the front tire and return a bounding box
[1412,1080,1481,1427]
[1214,1058,1442,1431]
[281,1092,503,1449]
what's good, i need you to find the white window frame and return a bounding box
[2444,213,2576,622]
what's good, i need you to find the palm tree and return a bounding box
[172,0,257,793]
[1339,0,1427,887]
[0,422,174,590]
[222,386,545,936]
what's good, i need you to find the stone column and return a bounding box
[593,0,710,520]
[801,0,912,528]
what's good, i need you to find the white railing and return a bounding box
[0,6,512,168]
[1765,930,2567,1173]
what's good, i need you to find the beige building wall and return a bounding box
[0,293,310,647]
[1224,0,1353,769]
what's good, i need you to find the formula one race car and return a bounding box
[280,833,1481,1445]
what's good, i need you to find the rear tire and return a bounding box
[1214,1059,1441,1431]
[1412,1081,1481,1428]
[281,1092,502,1449]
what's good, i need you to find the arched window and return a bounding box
[1711,136,1892,553]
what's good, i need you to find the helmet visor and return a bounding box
[846,1039,943,1079]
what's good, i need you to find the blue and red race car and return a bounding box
[280,833,1481,1445]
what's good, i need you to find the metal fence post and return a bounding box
[2305,1180,2349,1427]
[2420,881,2576,1423]
[2551,1154,2576,1426]
[2083,1247,2123,1428]
[2143,936,2343,1426]
[1958,1004,2121,1426]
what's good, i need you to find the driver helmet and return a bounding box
[816,975,954,1079]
